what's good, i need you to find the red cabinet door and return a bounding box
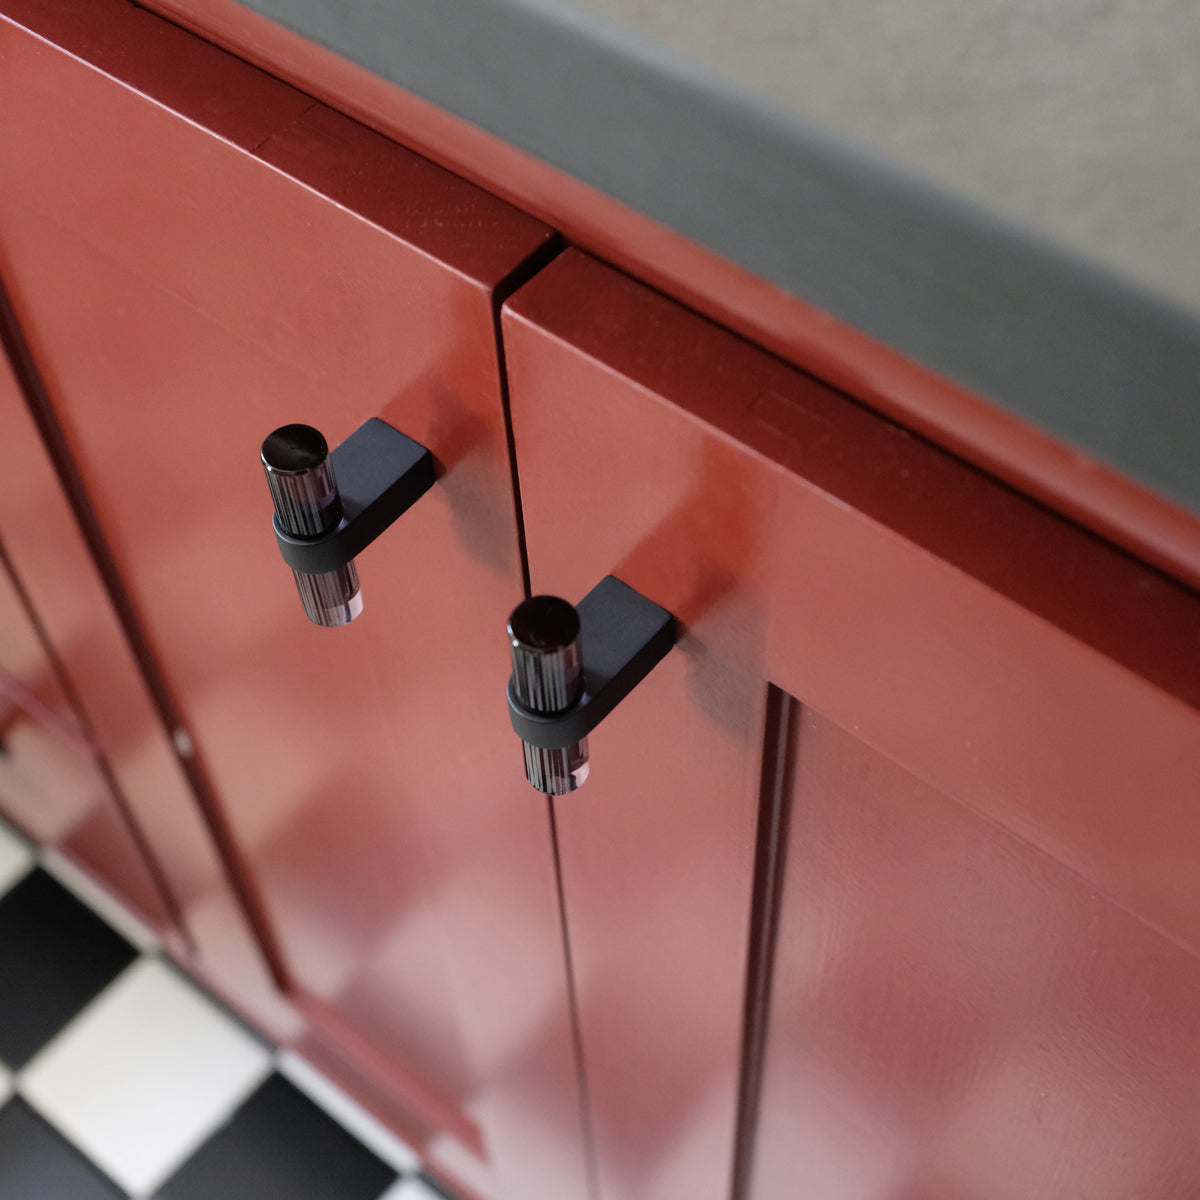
[501,249,1200,1200]
[0,5,584,1198]
[752,702,1200,1200]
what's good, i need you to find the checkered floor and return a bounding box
[0,818,456,1200]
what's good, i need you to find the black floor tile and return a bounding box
[0,869,137,1069]
[0,1098,128,1198]
[152,1073,398,1200]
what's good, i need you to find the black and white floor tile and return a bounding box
[0,818,457,1200]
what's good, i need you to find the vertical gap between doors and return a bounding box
[0,272,293,992]
[491,233,565,600]
[730,684,800,1200]
[496,237,597,1196]
[547,796,603,1200]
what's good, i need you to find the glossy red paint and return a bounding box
[755,707,1200,1200]
[502,249,1200,1199]
[0,287,297,1036]
[6,3,1200,1197]
[0,507,168,927]
[141,0,1200,592]
[0,6,584,1198]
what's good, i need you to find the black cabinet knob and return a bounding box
[507,595,590,795]
[506,578,676,796]
[261,418,434,629]
[262,424,362,627]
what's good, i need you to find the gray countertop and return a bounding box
[576,0,1200,321]
[237,0,1200,518]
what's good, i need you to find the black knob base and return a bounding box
[507,575,676,756]
[270,418,434,577]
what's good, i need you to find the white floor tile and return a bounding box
[20,958,272,1196]
[277,1050,420,1174]
[40,849,158,952]
[0,821,32,898]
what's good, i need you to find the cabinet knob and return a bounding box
[508,596,590,795]
[506,577,676,796]
[261,418,435,628]
[262,424,361,627]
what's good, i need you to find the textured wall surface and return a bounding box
[573,0,1200,315]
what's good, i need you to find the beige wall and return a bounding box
[572,0,1200,315]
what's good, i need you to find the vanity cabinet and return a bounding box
[3,3,1200,1200]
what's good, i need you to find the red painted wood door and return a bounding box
[0,5,584,1198]
[502,249,1200,1200]
[753,703,1200,1199]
